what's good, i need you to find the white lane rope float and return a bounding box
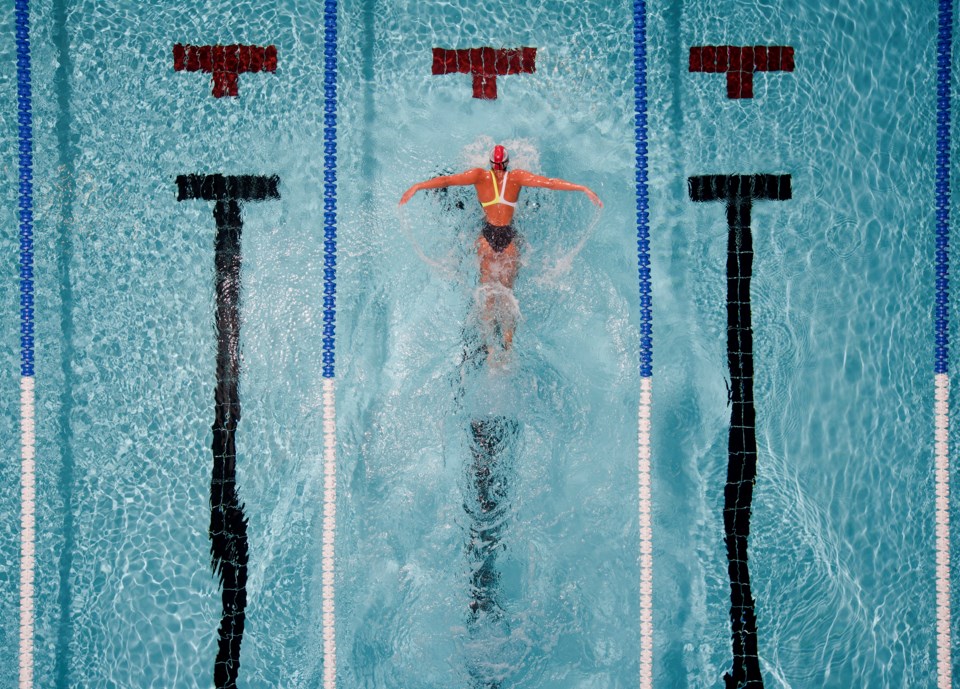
[934,0,953,685]
[20,377,36,689]
[633,0,654,684]
[321,377,337,689]
[321,0,339,685]
[16,0,37,685]
[934,374,951,689]
[638,376,653,685]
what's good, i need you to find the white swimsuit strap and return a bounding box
[499,171,517,208]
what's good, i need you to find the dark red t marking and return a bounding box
[173,44,278,98]
[689,46,794,99]
[432,47,536,99]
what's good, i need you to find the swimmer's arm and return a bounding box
[399,168,484,205]
[513,170,603,207]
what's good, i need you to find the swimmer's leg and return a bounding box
[476,236,520,357]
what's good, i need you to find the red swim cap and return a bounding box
[490,145,509,165]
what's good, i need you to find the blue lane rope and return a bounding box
[935,0,953,376]
[17,0,35,378]
[322,0,338,378]
[633,0,651,377]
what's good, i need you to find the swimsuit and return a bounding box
[479,170,518,209]
[480,170,517,253]
[482,222,516,253]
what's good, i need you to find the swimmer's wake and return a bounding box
[397,206,460,281]
[532,205,603,287]
[399,203,603,288]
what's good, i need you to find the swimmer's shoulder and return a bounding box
[464,167,487,182]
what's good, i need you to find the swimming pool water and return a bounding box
[1,0,957,687]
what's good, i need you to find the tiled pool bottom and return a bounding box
[4,0,959,687]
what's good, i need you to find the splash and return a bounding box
[474,283,520,334]
[533,204,604,287]
[399,135,600,291]
[462,135,602,287]
[396,205,461,281]
[461,135,542,173]
[466,283,521,373]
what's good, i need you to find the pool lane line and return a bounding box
[210,195,250,689]
[688,174,792,689]
[632,1,653,686]
[466,416,517,623]
[176,175,280,689]
[321,0,339,687]
[934,0,953,686]
[16,0,36,686]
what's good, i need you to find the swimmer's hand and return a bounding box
[399,185,420,206]
[584,188,603,208]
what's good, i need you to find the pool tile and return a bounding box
[173,44,278,98]
[431,46,536,99]
[689,45,795,98]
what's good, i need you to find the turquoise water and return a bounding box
[0,0,958,687]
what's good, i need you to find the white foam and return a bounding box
[533,204,604,287]
[473,282,521,342]
[460,136,542,173]
[396,206,460,281]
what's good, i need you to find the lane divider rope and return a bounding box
[934,0,953,686]
[321,1,339,687]
[632,1,653,686]
[16,0,36,687]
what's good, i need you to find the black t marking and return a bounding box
[688,174,791,689]
[177,174,280,689]
[465,416,518,621]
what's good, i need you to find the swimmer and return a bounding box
[399,145,602,358]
